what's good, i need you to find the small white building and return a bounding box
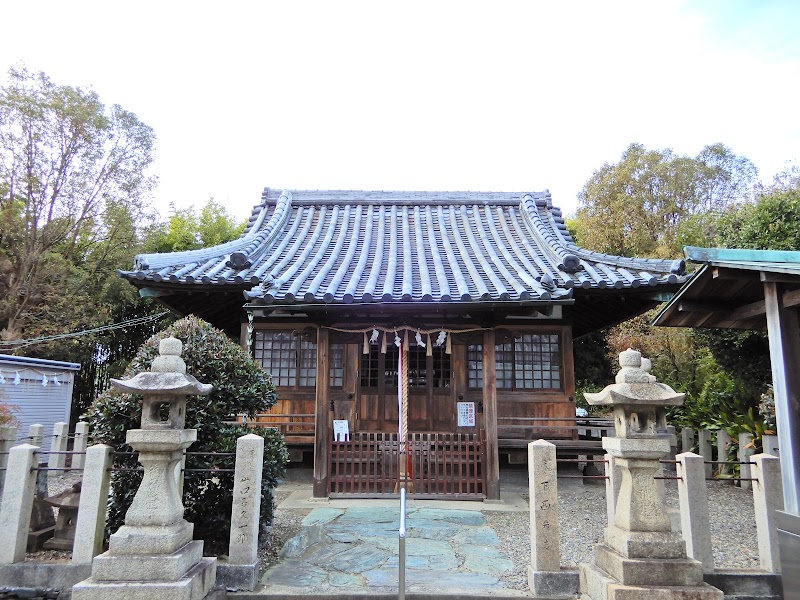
[0,354,80,438]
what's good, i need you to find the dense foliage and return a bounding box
[0,66,169,416]
[0,66,157,353]
[87,316,288,555]
[573,332,614,412]
[572,142,757,259]
[0,66,251,421]
[570,142,799,443]
[715,184,800,250]
[145,199,245,253]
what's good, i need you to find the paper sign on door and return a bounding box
[333,419,350,441]
[457,402,476,427]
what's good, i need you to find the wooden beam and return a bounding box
[678,301,728,313]
[239,322,249,352]
[784,288,800,308]
[712,267,761,281]
[678,299,767,322]
[761,272,800,284]
[764,282,800,514]
[679,289,800,326]
[482,329,500,500]
[312,327,331,498]
[726,299,768,322]
[562,326,576,434]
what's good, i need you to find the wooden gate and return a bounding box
[328,431,486,499]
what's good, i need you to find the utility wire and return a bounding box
[0,311,170,350]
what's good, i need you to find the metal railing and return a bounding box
[398,486,407,600]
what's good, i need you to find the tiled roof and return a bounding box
[122,188,686,306]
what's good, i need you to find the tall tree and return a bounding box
[572,143,757,258]
[144,198,245,253]
[570,142,759,431]
[0,66,157,346]
[715,182,800,251]
[694,179,800,414]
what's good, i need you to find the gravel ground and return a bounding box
[486,470,759,591]
[258,488,310,571]
[260,466,761,593]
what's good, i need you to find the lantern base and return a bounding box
[109,520,194,556]
[73,556,216,600]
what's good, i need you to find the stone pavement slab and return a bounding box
[259,505,528,597]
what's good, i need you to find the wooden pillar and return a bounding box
[562,326,575,400]
[313,327,331,498]
[483,329,500,499]
[764,281,800,514]
[562,327,577,439]
[240,322,248,351]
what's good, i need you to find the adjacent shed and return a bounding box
[0,354,80,439]
[653,245,800,590]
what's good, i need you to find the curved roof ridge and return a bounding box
[519,192,685,278]
[519,193,582,273]
[563,242,686,277]
[260,188,532,206]
[226,190,294,270]
[134,190,290,272]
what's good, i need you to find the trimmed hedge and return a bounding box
[87,315,288,555]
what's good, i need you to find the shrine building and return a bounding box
[120,188,687,499]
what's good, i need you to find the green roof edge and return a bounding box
[684,246,800,264]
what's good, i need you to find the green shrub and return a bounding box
[86,315,288,555]
[667,351,770,454]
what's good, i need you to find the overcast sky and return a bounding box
[2,1,798,222]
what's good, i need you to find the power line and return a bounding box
[0,312,170,351]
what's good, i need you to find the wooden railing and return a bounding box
[328,431,486,499]
[228,413,315,442]
[498,416,615,452]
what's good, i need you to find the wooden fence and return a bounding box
[328,431,486,499]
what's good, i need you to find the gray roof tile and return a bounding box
[120,188,687,305]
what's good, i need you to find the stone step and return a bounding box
[703,570,783,600]
[580,561,724,600]
[528,567,580,599]
[72,557,216,600]
[594,543,704,587]
[580,561,614,600]
[229,592,532,600]
[91,540,204,582]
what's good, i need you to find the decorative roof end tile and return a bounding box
[227,251,252,271]
[560,253,581,273]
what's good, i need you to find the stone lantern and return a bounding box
[43,481,82,551]
[73,337,216,600]
[579,348,722,600]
